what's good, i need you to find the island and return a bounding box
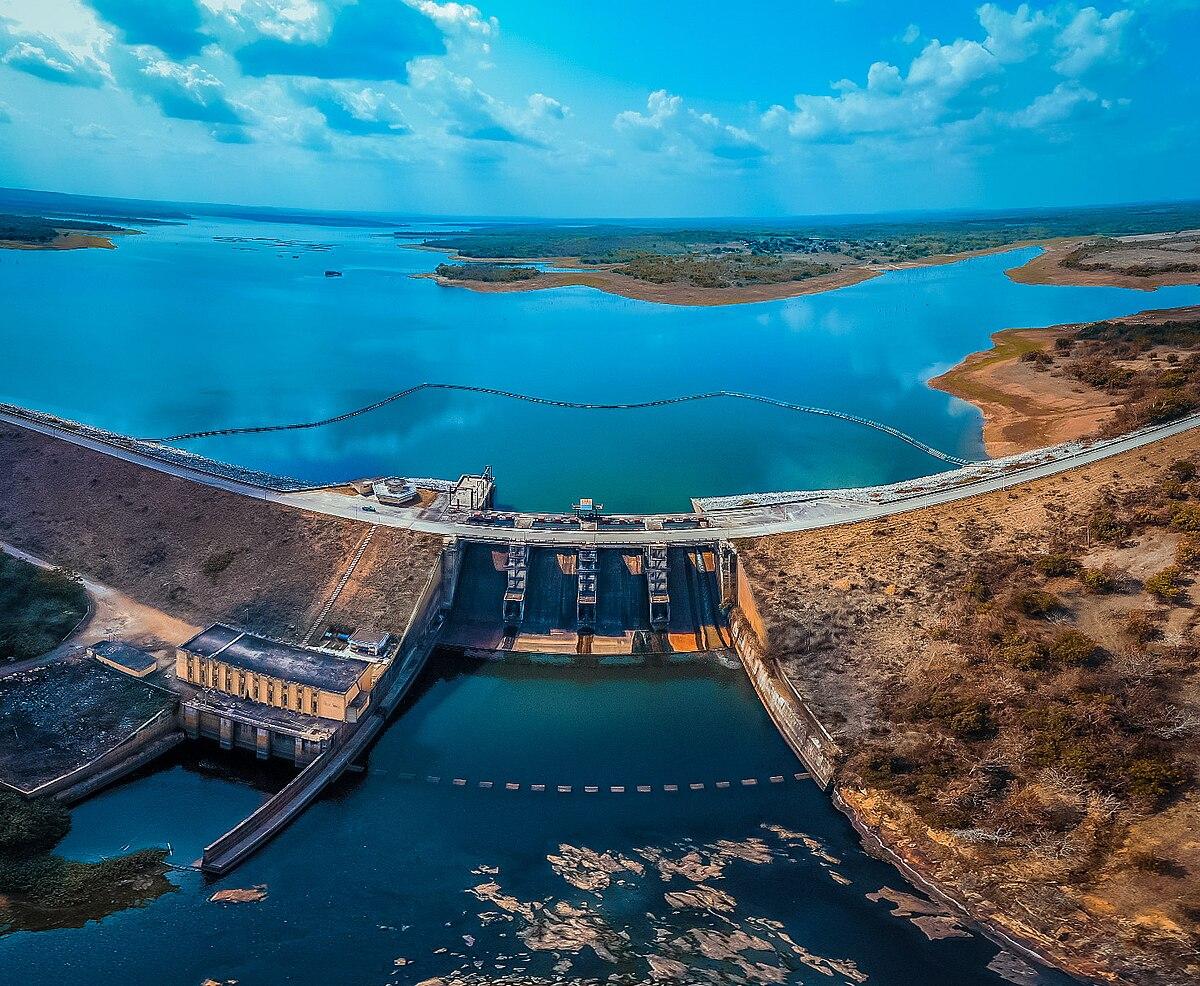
[0,212,136,251]
[412,201,1200,306]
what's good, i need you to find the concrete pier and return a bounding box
[645,544,670,630]
[502,542,528,629]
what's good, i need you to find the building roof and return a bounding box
[181,624,371,693]
[90,639,157,674]
[349,627,389,647]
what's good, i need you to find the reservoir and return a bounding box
[3,216,1200,512]
[2,213,1193,984]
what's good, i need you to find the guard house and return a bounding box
[88,640,157,678]
[576,547,598,630]
[177,624,375,723]
[645,544,671,630]
[451,466,495,512]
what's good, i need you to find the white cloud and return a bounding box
[408,57,564,146]
[1054,6,1134,76]
[1006,81,1100,127]
[0,17,112,86]
[901,23,920,45]
[615,89,765,160]
[979,2,1051,63]
[411,1,496,41]
[527,91,568,120]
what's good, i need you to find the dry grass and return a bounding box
[739,429,1200,985]
[0,424,439,641]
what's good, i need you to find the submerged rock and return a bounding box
[209,885,267,904]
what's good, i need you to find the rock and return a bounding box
[209,885,267,904]
[664,884,737,912]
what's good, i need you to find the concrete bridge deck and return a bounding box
[5,403,1199,548]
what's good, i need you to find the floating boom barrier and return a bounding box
[146,383,975,466]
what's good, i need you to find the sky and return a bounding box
[0,0,1196,217]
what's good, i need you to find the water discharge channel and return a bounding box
[2,651,1076,985]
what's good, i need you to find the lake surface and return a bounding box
[1,653,1077,985]
[3,216,1200,511]
[3,213,1196,983]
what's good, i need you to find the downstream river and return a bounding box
[3,214,1199,984]
[3,654,1078,985]
[3,216,1200,512]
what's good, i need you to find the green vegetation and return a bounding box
[419,201,1200,280]
[0,792,172,930]
[612,253,836,288]
[0,554,88,663]
[0,213,126,245]
[434,261,542,283]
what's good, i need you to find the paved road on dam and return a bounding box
[5,406,1200,545]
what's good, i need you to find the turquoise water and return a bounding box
[1,655,1076,985]
[3,214,1196,982]
[3,217,1200,510]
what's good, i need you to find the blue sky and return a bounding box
[0,0,1196,217]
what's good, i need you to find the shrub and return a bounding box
[1035,553,1080,577]
[0,792,70,854]
[1176,534,1200,568]
[1145,566,1186,602]
[1127,756,1191,810]
[1080,565,1118,594]
[1171,503,1200,532]
[962,570,991,603]
[1124,610,1158,643]
[1007,587,1060,618]
[1089,507,1129,543]
[1169,459,1197,482]
[1000,634,1050,671]
[1049,628,1102,667]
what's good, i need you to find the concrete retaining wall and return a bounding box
[726,547,841,789]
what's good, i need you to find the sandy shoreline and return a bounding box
[928,325,1120,456]
[931,304,1200,457]
[0,229,141,251]
[1007,237,1200,290]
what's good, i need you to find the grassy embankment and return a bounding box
[0,554,88,663]
[0,791,171,932]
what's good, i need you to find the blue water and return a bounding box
[1,656,1077,985]
[3,217,1199,510]
[2,213,1193,983]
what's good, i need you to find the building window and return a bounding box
[311,694,318,714]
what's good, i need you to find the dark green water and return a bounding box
[1,655,1071,984]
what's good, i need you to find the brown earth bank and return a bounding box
[932,305,1200,457]
[0,232,120,251]
[0,423,441,642]
[1008,233,1200,291]
[739,429,1200,985]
